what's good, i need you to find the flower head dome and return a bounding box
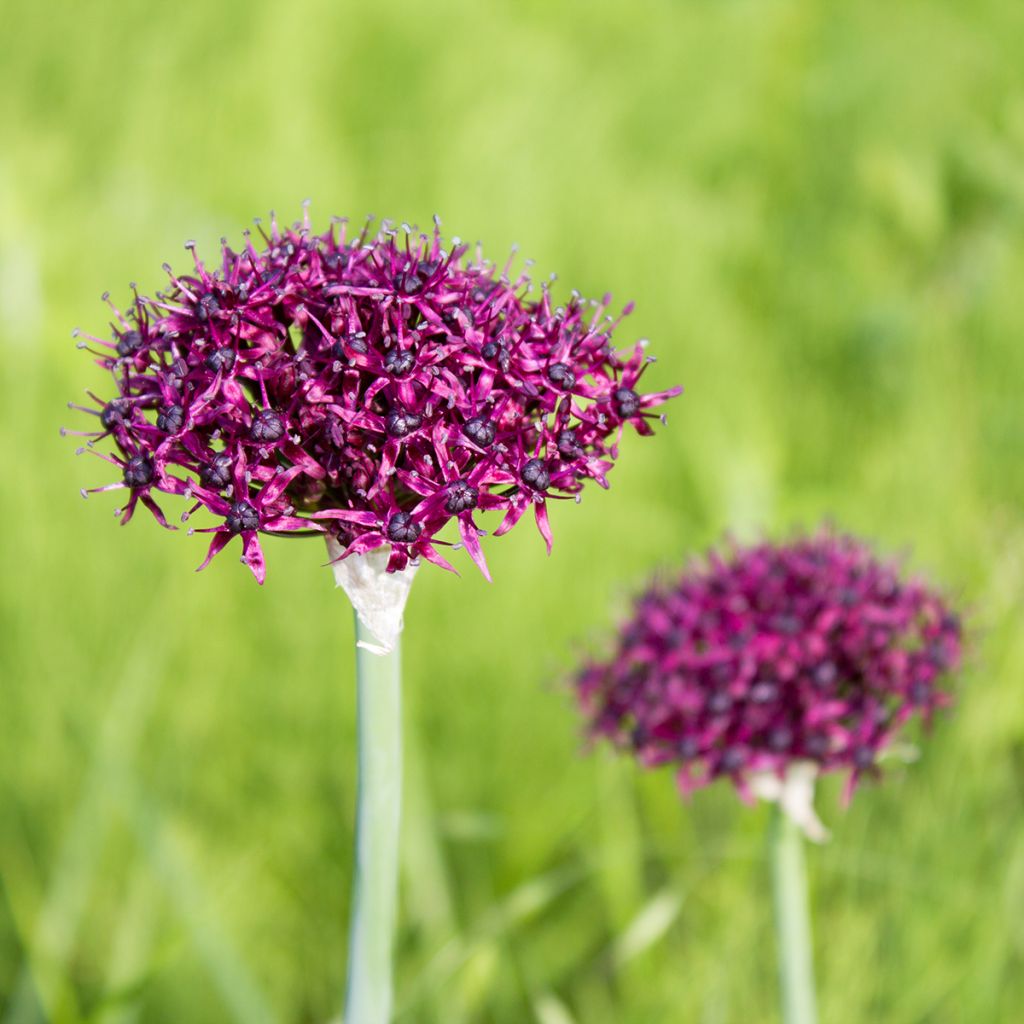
[69,209,680,583]
[575,530,964,804]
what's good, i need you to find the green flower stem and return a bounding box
[770,805,818,1024]
[344,615,403,1024]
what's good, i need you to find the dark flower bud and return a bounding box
[749,680,778,704]
[767,726,793,751]
[613,387,641,418]
[557,429,583,459]
[386,409,422,438]
[333,335,368,360]
[463,416,496,447]
[384,347,415,377]
[444,479,478,514]
[100,399,130,430]
[480,338,510,371]
[720,746,746,772]
[116,330,144,357]
[813,661,837,688]
[398,270,423,295]
[200,454,233,490]
[547,362,576,390]
[157,405,185,434]
[123,455,154,489]
[520,458,550,491]
[678,736,700,759]
[707,690,732,715]
[250,409,284,443]
[805,733,830,758]
[386,511,422,544]
[194,293,221,321]
[910,680,931,705]
[205,347,236,373]
[853,746,875,770]
[226,500,259,534]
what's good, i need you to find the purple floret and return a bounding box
[69,210,681,583]
[575,530,964,802]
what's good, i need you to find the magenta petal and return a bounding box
[197,530,233,572]
[419,543,458,575]
[494,500,528,537]
[241,532,266,585]
[458,516,491,582]
[534,500,553,555]
[140,493,176,530]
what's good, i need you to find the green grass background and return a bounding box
[2,1,1023,1021]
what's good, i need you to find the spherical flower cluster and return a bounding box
[68,210,680,583]
[575,531,963,800]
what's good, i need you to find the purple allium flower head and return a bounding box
[68,209,681,583]
[575,530,964,803]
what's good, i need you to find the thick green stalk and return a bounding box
[344,616,402,1024]
[770,806,818,1024]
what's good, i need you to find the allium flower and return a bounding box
[67,209,680,584]
[575,530,964,803]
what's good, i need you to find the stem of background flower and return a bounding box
[769,804,818,1024]
[344,616,402,1024]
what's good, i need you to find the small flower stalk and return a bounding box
[574,529,964,1024]
[69,207,680,1023]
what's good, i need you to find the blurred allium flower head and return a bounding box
[575,530,964,806]
[68,208,680,583]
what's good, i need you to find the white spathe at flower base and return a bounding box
[327,537,418,655]
[750,762,830,844]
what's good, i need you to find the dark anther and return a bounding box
[767,726,793,752]
[463,416,496,447]
[386,512,422,544]
[123,455,154,489]
[200,453,233,490]
[910,679,932,705]
[157,404,185,434]
[481,341,500,360]
[853,746,875,770]
[205,347,236,373]
[250,409,284,443]
[116,330,143,357]
[813,661,838,688]
[720,746,745,773]
[100,399,130,430]
[226,500,259,534]
[194,293,221,321]
[386,409,422,438]
[707,690,732,715]
[444,479,478,514]
[631,724,649,748]
[384,347,415,377]
[557,429,583,459]
[520,458,550,491]
[613,387,641,418]
[749,680,778,704]
[547,362,576,390]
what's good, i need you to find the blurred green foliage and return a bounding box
[1,1,1023,1021]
